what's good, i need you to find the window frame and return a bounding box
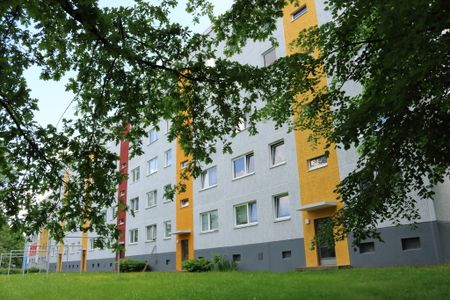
[262,47,276,67]
[307,155,328,171]
[163,221,172,239]
[146,224,157,242]
[146,190,157,208]
[200,166,218,190]
[200,209,219,233]
[273,193,291,221]
[148,128,158,144]
[130,167,140,183]
[291,5,307,21]
[234,201,258,227]
[270,140,287,167]
[129,228,138,244]
[147,157,158,175]
[232,152,255,179]
[130,197,139,212]
[164,149,172,167]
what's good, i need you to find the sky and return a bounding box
[27,0,233,127]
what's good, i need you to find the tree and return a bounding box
[0,214,24,268]
[0,0,448,245]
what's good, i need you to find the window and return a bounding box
[271,141,286,166]
[402,237,421,250]
[235,201,257,226]
[102,210,107,222]
[165,119,171,134]
[233,153,255,179]
[291,5,307,21]
[164,149,172,167]
[359,242,375,254]
[232,254,241,262]
[308,155,327,170]
[130,167,140,182]
[201,166,217,189]
[164,221,172,238]
[147,157,158,175]
[146,190,157,208]
[274,194,290,220]
[89,239,95,250]
[282,250,292,259]
[263,48,276,66]
[148,128,158,144]
[201,210,218,232]
[180,198,189,208]
[130,197,139,211]
[163,184,173,202]
[181,160,189,169]
[129,229,138,244]
[237,112,248,131]
[146,224,157,242]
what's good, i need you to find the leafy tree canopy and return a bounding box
[0,0,448,245]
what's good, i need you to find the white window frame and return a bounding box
[181,160,189,169]
[148,128,158,144]
[164,149,172,167]
[130,197,139,212]
[130,167,140,183]
[308,155,328,171]
[146,190,157,208]
[237,112,248,132]
[291,5,307,21]
[163,221,172,239]
[146,224,157,242]
[180,198,189,208]
[200,166,218,190]
[129,228,138,244]
[270,140,286,167]
[200,210,219,233]
[234,201,258,227]
[147,157,158,175]
[263,47,276,67]
[165,119,171,135]
[273,193,291,221]
[163,184,173,202]
[232,152,255,179]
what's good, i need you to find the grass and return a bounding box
[1,264,450,299]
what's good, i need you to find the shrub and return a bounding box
[119,259,149,272]
[212,255,237,272]
[26,267,46,273]
[182,258,213,272]
[0,268,22,275]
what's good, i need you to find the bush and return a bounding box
[182,258,213,272]
[0,268,22,275]
[212,255,237,272]
[119,259,149,272]
[25,267,46,273]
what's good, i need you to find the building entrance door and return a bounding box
[314,218,336,266]
[181,239,189,262]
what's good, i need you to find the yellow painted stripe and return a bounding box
[282,0,350,267]
[175,140,194,271]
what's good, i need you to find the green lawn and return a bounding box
[1,264,450,299]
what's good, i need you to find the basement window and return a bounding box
[402,237,421,251]
[359,242,375,254]
[282,250,292,259]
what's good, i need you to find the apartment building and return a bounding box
[28,0,449,273]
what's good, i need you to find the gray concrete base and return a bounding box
[195,238,305,272]
[349,221,447,267]
[86,257,116,272]
[126,252,176,271]
[437,221,450,262]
